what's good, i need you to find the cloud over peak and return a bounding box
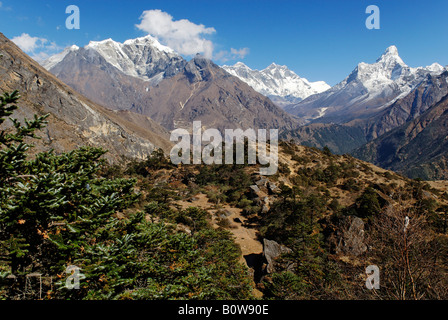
[11,33,62,63]
[12,33,48,52]
[136,9,215,59]
[135,9,249,63]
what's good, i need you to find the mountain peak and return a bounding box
[222,62,252,72]
[376,45,404,64]
[267,62,286,70]
[234,61,249,68]
[123,34,156,43]
[45,35,186,83]
[41,44,80,70]
[87,38,117,48]
[384,45,399,56]
[0,32,170,162]
[123,35,175,54]
[190,53,212,65]
[222,62,330,104]
[287,45,446,125]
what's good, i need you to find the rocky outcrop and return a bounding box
[45,36,186,83]
[336,217,367,256]
[262,239,294,274]
[364,71,448,141]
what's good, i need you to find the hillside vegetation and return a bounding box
[1,91,448,300]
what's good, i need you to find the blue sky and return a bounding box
[1,0,447,86]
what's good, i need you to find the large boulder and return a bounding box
[267,182,280,194]
[249,184,263,198]
[263,239,294,274]
[336,217,367,256]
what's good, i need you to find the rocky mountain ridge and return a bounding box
[0,32,172,162]
[222,62,330,107]
[353,90,448,180]
[44,38,298,132]
[285,46,445,123]
[43,35,186,85]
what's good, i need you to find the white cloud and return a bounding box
[230,47,250,59]
[214,47,250,63]
[0,1,12,11]
[136,9,216,59]
[136,10,250,62]
[11,33,63,63]
[30,51,51,63]
[12,33,47,52]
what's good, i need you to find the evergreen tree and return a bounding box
[0,91,254,299]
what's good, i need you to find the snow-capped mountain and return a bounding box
[0,32,172,162]
[331,45,444,103]
[222,62,330,107]
[42,35,186,85]
[41,44,79,70]
[41,37,297,132]
[285,45,445,123]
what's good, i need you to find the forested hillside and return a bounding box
[2,91,448,300]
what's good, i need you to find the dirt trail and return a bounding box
[428,180,448,193]
[176,193,264,297]
[176,193,263,258]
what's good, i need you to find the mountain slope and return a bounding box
[0,32,172,161]
[131,55,298,131]
[222,62,330,107]
[353,93,448,179]
[43,36,188,114]
[285,46,445,123]
[44,38,298,132]
[46,46,155,112]
[283,71,448,155]
[280,122,368,155]
[364,70,448,141]
[43,35,186,84]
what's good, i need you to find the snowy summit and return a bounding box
[222,62,330,107]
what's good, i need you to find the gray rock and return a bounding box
[263,239,293,274]
[336,217,367,256]
[261,204,269,214]
[268,182,280,193]
[216,209,232,219]
[255,176,269,187]
[250,184,262,195]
